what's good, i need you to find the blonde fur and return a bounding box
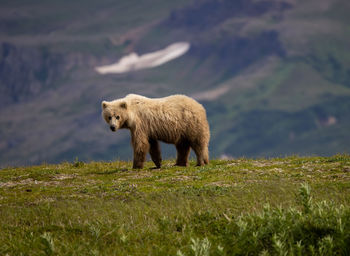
[102,94,210,169]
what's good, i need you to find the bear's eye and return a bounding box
[116,115,120,120]
[108,116,112,121]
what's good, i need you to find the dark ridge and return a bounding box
[0,42,65,107]
[220,96,350,157]
[188,30,286,77]
[164,0,292,30]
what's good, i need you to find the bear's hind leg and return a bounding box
[192,142,209,166]
[149,139,162,168]
[203,146,209,165]
[175,140,191,166]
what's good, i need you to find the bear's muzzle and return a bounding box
[110,126,116,132]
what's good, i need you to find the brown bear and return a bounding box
[101,94,210,169]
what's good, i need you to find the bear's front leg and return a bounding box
[132,139,150,169]
[175,140,190,166]
[131,131,150,169]
[133,153,146,169]
[149,139,162,168]
[133,148,148,169]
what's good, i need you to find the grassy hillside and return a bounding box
[1,156,350,255]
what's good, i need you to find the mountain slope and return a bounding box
[1,0,350,167]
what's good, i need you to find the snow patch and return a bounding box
[95,42,190,74]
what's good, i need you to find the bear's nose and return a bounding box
[110,126,116,131]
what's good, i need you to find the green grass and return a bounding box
[1,156,350,255]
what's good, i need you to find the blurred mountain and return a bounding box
[1,0,350,167]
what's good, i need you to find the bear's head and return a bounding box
[101,100,129,132]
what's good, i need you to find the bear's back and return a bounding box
[125,94,207,142]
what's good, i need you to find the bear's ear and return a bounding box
[120,102,127,109]
[102,101,108,109]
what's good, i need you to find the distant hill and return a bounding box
[1,0,350,167]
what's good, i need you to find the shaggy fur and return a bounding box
[101,94,210,169]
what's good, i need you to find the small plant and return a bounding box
[73,157,84,167]
[40,232,55,255]
[190,237,211,256]
[298,183,312,213]
[177,237,211,256]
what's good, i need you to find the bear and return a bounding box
[101,94,210,169]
